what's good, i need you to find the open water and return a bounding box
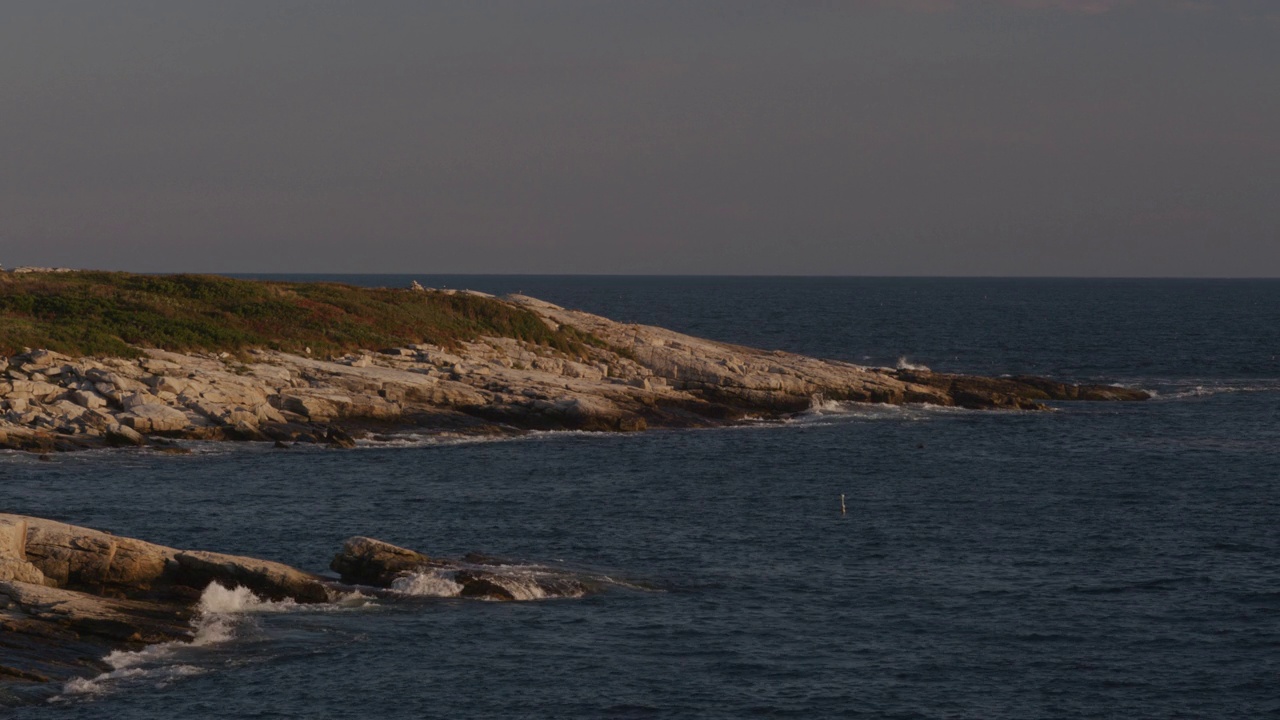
[4,277,1279,719]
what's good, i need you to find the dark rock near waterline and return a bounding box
[454,570,516,601]
[0,514,614,699]
[893,369,1150,408]
[170,552,331,604]
[330,536,436,586]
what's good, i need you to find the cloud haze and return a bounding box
[1,1,1276,275]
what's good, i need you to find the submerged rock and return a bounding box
[330,536,591,601]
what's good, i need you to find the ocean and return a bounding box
[4,277,1278,718]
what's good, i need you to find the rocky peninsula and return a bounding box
[0,272,1146,454]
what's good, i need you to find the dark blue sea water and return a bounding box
[5,278,1279,719]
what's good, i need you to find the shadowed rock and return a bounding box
[330,536,438,586]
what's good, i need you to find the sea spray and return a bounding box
[390,569,464,597]
[896,356,931,372]
[389,565,590,601]
[53,583,313,702]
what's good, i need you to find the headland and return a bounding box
[0,271,1147,454]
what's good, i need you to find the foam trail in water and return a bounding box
[1141,378,1280,401]
[790,396,999,428]
[52,583,305,702]
[487,571,550,601]
[390,565,590,601]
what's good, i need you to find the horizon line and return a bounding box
[6,267,1279,280]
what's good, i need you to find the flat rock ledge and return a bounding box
[0,514,586,702]
[0,294,1148,453]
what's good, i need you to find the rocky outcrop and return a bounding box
[0,293,1149,453]
[0,514,333,695]
[329,536,590,602]
[4,515,330,604]
[330,536,437,587]
[0,515,586,696]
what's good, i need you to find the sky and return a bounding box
[1,0,1277,276]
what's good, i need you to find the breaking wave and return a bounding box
[51,583,369,702]
[389,562,643,601]
[1140,378,1280,401]
[356,429,612,450]
[895,356,931,371]
[390,568,464,597]
[795,396,983,425]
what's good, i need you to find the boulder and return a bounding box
[105,423,145,447]
[85,369,148,393]
[138,358,182,374]
[170,551,331,604]
[119,404,190,433]
[69,389,107,409]
[14,350,69,371]
[330,536,435,586]
[10,381,63,402]
[147,375,188,395]
[276,394,340,422]
[121,391,162,409]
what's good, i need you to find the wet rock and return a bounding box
[330,536,435,586]
[170,551,331,604]
[454,570,516,601]
[324,428,356,448]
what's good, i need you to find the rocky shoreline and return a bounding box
[1,291,1152,698]
[0,292,1147,454]
[1,513,585,699]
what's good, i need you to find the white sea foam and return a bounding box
[197,582,298,616]
[355,429,610,450]
[390,568,463,597]
[896,356,931,371]
[51,582,366,703]
[795,398,972,425]
[390,564,589,601]
[490,574,549,601]
[1135,378,1280,401]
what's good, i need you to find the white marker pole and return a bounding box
[840,494,847,515]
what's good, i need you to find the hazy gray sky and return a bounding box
[2,1,1277,275]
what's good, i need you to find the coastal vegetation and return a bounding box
[0,271,588,358]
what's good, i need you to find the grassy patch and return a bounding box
[0,272,588,358]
